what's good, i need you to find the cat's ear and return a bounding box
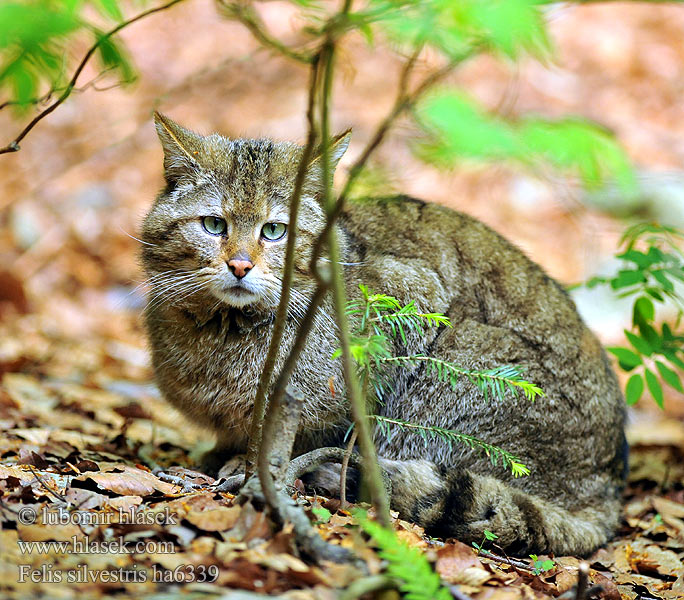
[154,112,204,186]
[304,129,351,194]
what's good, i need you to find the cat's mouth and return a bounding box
[215,284,260,308]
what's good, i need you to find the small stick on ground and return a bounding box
[478,548,537,574]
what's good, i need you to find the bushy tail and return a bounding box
[380,458,620,556]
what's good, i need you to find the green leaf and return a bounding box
[311,505,332,523]
[663,351,684,370]
[95,31,136,83]
[644,368,664,409]
[520,118,634,192]
[607,346,642,370]
[618,249,654,269]
[637,322,662,353]
[633,297,655,326]
[624,330,652,357]
[655,361,683,393]
[93,0,123,21]
[610,270,646,290]
[652,270,675,292]
[356,510,452,600]
[483,529,498,541]
[624,374,643,406]
[371,415,530,477]
[417,91,523,164]
[10,64,37,106]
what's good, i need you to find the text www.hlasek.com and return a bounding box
[17,536,175,555]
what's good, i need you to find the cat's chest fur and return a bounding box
[145,300,348,444]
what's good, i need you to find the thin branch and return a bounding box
[217,1,313,64]
[340,429,357,508]
[477,548,537,573]
[0,0,187,156]
[576,562,589,600]
[245,54,321,480]
[256,385,304,511]
[339,575,398,600]
[310,50,464,265]
[319,24,391,526]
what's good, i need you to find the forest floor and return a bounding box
[1,300,683,599]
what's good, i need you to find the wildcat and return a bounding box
[142,112,627,556]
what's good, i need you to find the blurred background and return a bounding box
[1,0,684,427]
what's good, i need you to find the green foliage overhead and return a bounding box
[585,223,684,408]
[416,90,634,191]
[366,0,550,60]
[355,510,452,600]
[0,0,135,114]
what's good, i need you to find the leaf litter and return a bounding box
[1,305,683,599]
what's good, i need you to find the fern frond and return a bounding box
[372,415,530,477]
[372,302,452,342]
[348,285,451,338]
[355,511,452,600]
[381,355,544,401]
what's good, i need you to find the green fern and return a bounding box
[381,355,544,402]
[355,510,452,600]
[347,283,452,341]
[372,415,530,477]
[335,285,542,477]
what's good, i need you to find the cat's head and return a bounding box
[141,112,350,317]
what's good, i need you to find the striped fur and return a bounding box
[142,114,626,556]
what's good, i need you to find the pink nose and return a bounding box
[228,259,253,279]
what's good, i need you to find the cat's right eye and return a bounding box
[202,216,227,236]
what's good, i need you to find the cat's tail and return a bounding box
[379,458,621,556]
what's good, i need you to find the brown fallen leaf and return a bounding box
[18,521,85,542]
[435,540,484,583]
[75,463,178,496]
[632,544,684,578]
[653,496,684,520]
[184,506,241,532]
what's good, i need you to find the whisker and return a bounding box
[119,225,157,247]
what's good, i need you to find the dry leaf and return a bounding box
[75,464,178,496]
[185,506,241,532]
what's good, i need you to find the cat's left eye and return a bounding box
[202,216,227,236]
[261,222,287,241]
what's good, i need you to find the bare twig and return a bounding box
[26,466,67,503]
[576,561,589,600]
[340,429,358,508]
[257,385,305,502]
[214,473,245,493]
[245,55,321,480]
[317,24,392,526]
[310,49,464,265]
[449,587,476,600]
[477,548,537,573]
[246,385,355,564]
[0,0,187,156]
[217,1,313,64]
